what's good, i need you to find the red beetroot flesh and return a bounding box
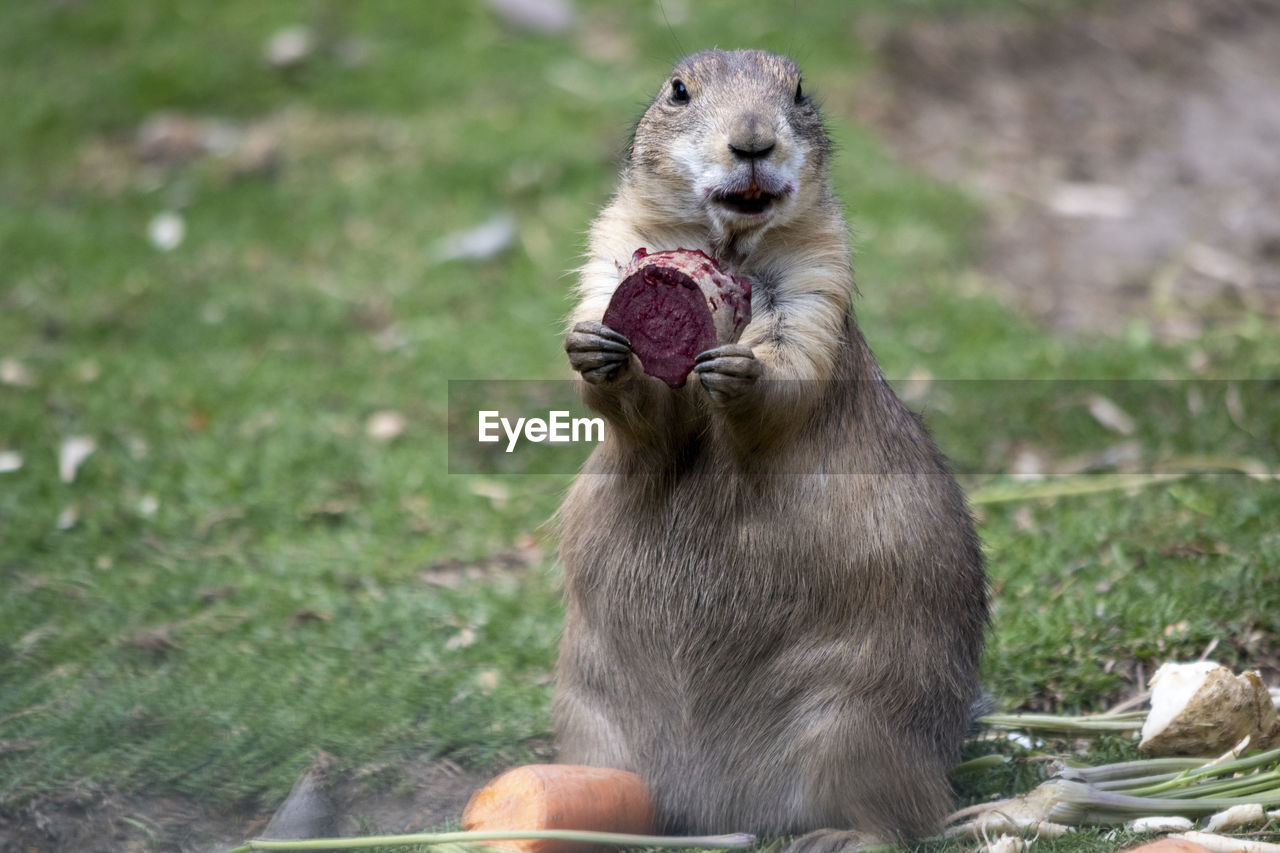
[603,266,714,388]
[602,249,752,389]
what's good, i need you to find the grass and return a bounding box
[1,0,1278,850]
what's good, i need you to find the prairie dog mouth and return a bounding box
[714,189,777,216]
[710,177,792,217]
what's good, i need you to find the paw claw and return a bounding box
[566,322,632,384]
[695,344,753,363]
[692,345,760,403]
[570,321,630,349]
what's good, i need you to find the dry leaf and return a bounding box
[147,211,185,251]
[486,0,576,34]
[421,540,543,589]
[0,739,42,757]
[18,625,58,654]
[137,113,208,163]
[0,450,22,473]
[432,212,516,263]
[1009,444,1047,479]
[898,367,934,404]
[197,586,238,604]
[230,124,281,176]
[1057,441,1142,474]
[56,504,79,530]
[366,410,407,442]
[194,506,246,538]
[302,500,349,522]
[0,359,35,388]
[1186,243,1253,288]
[59,436,96,483]
[287,608,332,626]
[131,626,178,654]
[446,628,477,650]
[1086,395,1136,436]
[75,360,100,382]
[1046,183,1134,219]
[469,478,509,505]
[422,564,467,589]
[1225,384,1246,430]
[137,112,280,175]
[265,25,313,69]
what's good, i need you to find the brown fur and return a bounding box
[555,50,987,849]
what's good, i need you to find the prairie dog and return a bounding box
[555,50,988,851]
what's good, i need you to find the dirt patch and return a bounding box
[0,757,499,853]
[854,0,1280,336]
[0,788,241,853]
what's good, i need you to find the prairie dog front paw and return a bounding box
[693,344,761,404]
[566,322,631,384]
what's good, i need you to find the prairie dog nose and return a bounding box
[727,113,776,160]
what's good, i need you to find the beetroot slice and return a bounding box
[603,266,714,388]
[601,248,752,389]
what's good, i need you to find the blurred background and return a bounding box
[1,1,1277,850]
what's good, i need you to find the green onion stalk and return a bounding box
[226,829,757,853]
[948,747,1280,834]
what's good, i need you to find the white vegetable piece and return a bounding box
[1204,803,1265,832]
[1139,661,1280,755]
[1125,816,1194,832]
[984,834,1029,853]
[1175,832,1280,853]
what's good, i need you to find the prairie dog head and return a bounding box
[627,50,830,243]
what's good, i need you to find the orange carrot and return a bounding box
[461,764,658,853]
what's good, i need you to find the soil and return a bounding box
[852,0,1280,337]
[0,757,499,852]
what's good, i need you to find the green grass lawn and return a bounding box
[1,1,1277,849]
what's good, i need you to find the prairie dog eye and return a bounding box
[794,81,804,103]
[670,79,690,104]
